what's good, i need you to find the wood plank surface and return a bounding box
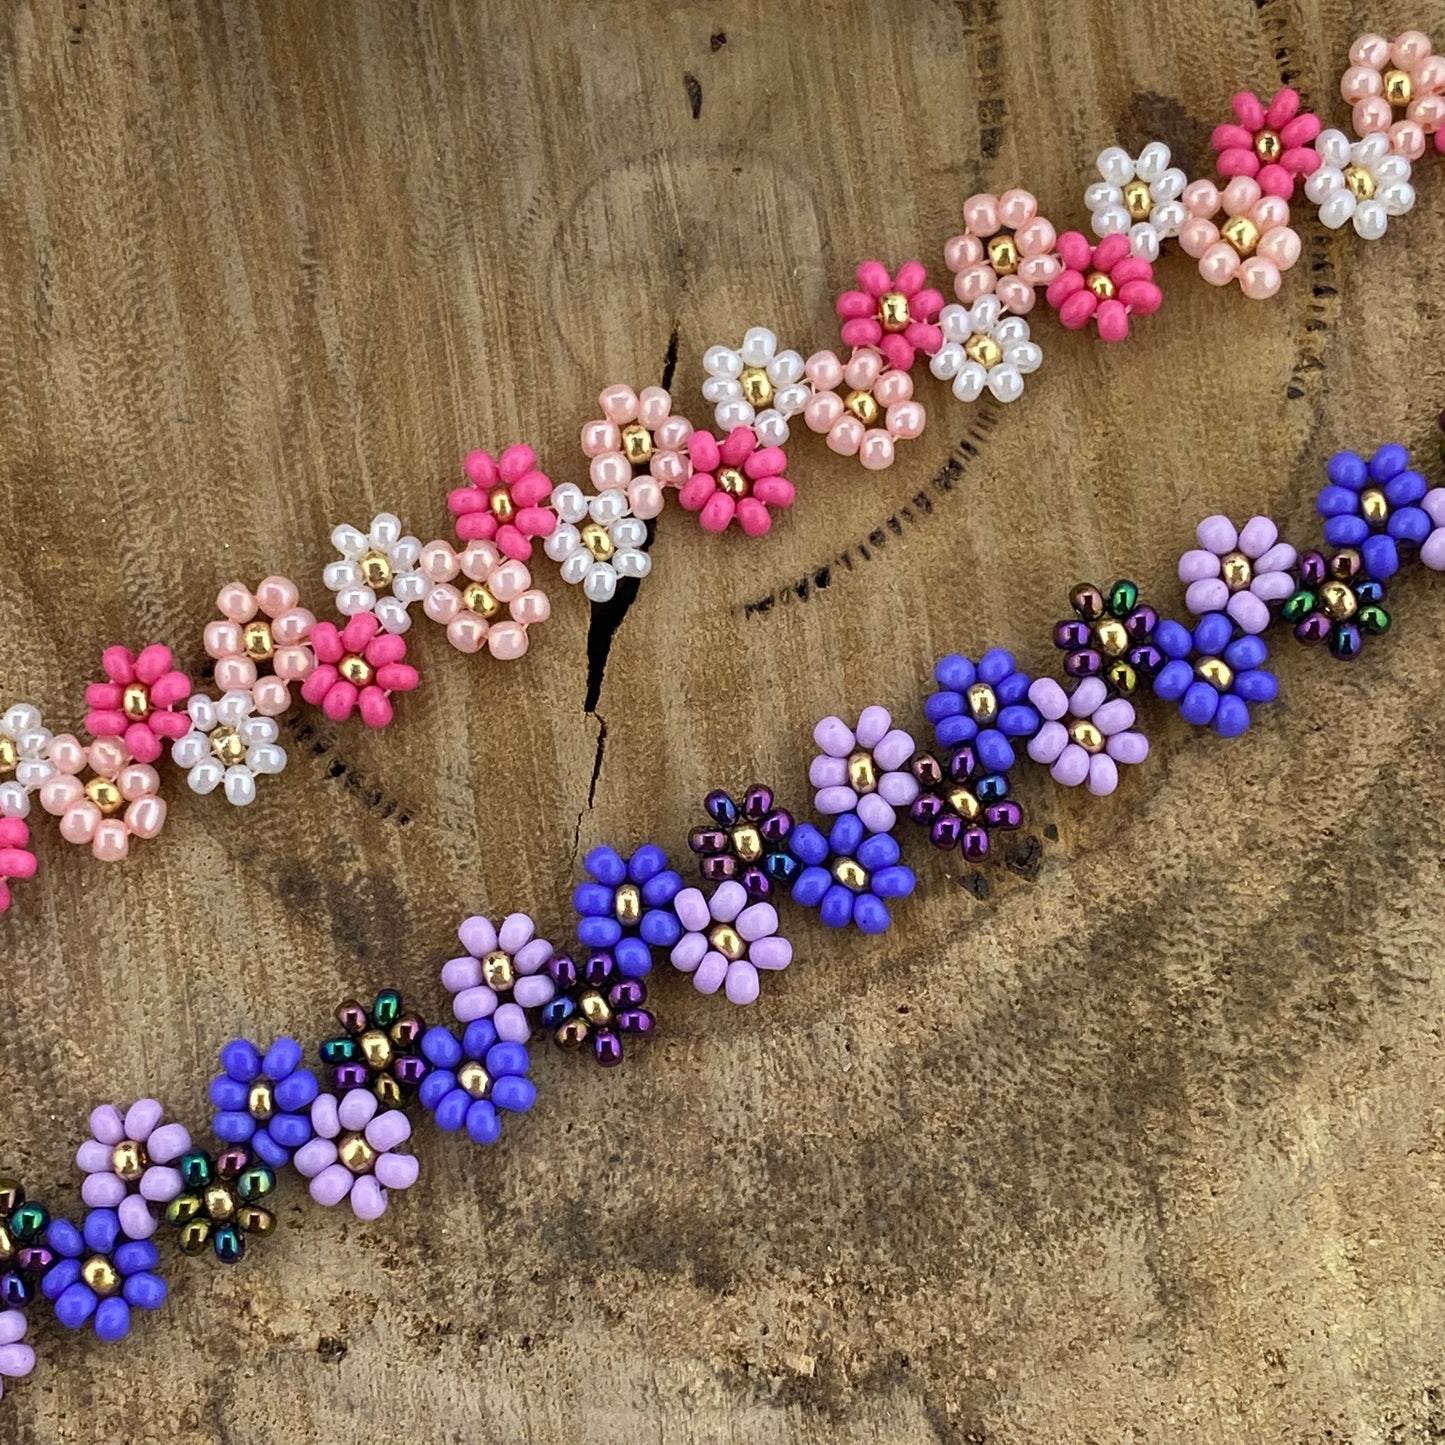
[2,1,1445,1440]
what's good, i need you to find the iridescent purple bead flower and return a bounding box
[790,811,915,934]
[573,845,683,978]
[538,948,654,1065]
[41,1209,166,1342]
[1052,581,1162,696]
[1152,613,1278,736]
[1316,443,1429,579]
[0,1178,51,1310]
[1026,677,1148,795]
[0,1309,33,1400]
[1178,515,1296,634]
[687,784,800,899]
[924,649,1040,769]
[670,881,792,1005]
[418,1019,537,1144]
[293,1089,418,1220]
[811,707,919,834]
[906,744,1022,859]
[75,1101,190,1241]
[318,990,429,1105]
[441,912,556,1042]
[1280,547,1390,659]
[209,1037,319,1169]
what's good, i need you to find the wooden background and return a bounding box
[1,1,1444,1440]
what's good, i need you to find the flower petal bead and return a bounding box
[41,1209,167,1341]
[1305,130,1415,239]
[687,784,800,900]
[82,645,192,765]
[1052,579,1163,695]
[1085,142,1188,261]
[40,734,167,860]
[788,812,914,936]
[573,845,683,979]
[700,328,809,446]
[681,426,795,537]
[299,611,419,729]
[539,949,655,1065]
[323,514,425,635]
[204,578,317,716]
[924,649,1040,771]
[1280,547,1391,659]
[943,189,1061,315]
[1045,232,1161,341]
[579,383,692,517]
[835,261,944,371]
[1422,485,1445,571]
[810,707,919,835]
[447,444,558,561]
[1316,444,1429,580]
[1025,676,1148,794]
[669,881,792,1005]
[209,1036,318,1168]
[0,1308,34,1398]
[419,1019,537,1144]
[440,912,556,1041]
[0,703,56,821]
[930,298,1042,405]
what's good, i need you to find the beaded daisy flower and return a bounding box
[1211,88,1322,198]
[83,645,191,765]
[319,991,429,1105]
[929,297,1042,405]
[447,445,558,561]
[801,347,924,469]
[41,1210,166,1342]
[1152,614,1278,737]
[163,1148,276,1264]
[1045,233,1161,341]
[209,1037,320,1169]
[324,513,426,635]
[835,261,944,371]
[924,650,1040,771]
[670,881,791,1005]
[789,812,915,935]
[294,1090,418,1221]
[573,844,684,979]
[1179,516,1297,634]
[1085,142,1188,261]
[417,539,550,660]
[700,327,810,445]
[546,484,651,605]
[810,707,919,835]
[418,1020,537,1144]
[538,949,654,1066]
[905,744,1022,860]
[1280,548,1390,659]
[1025,677,1148,796]
[0,1310,33,1398]
[687,785,799,900]
[203,578,316,717]
[0,1179,50,1312]
[1051,580,1163,697]
[0,704,55,820]
[943,189,1061,316]
[1178,178,1300,299]
[1341,30,1445,159]
[1316,443,1429,580]
[1304,131,1415,239]
[39,735,165,861]
[75,1101,190,1242]
[441,912,556,1042]
[681,426,794,537]
[170,691,286,807]
[580,384,692,521]
[300,612,419,729]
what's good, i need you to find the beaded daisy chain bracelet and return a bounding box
[1,26,1444,1395]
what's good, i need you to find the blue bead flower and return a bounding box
[573,844,683,978]
[42,1209,166,1342]
[418,1020,537,1145]
[789,812,915,935]
[924,649,1040,771]
[1316,443,1429,580]
[209,1036,319,1169]
[1152,613,1278,738]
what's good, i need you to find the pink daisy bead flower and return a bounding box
[681,426,794,537]
[0,818,36,913]
[811,706,920,835]
[1211,88,1322,198]
[204,577,316,718]
[1045,232,1161,342]
[1179,177,1300,300]
[1342,30,1445,160]
[1179,514,1297,634]
[836,261,943,372]
[294,1089,418,1221]
[418,539,550,660]
[39,734,165,861]
[943,189,1061,316]
[76,1100,191,1241]
[447,444,558,562]
[301,612,418,729]
[802,347,925,470]
[83,645,191,765]
[442,912,556,1043]
[1026,677,1148,797]
[670,881,792,1006]
[580,384,693,522]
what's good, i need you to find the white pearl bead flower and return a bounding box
[323,513,426,635]
[701,326,810,446]
[1086,142,1188,262]
[929,297,1042,404]
[545,484,651,606]
[1304,130,1415,240]
[171,691,287,807]
[0,703,56,819]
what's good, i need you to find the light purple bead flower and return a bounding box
[75,1100,190,1241]
[441,912,555,1043]
[1421,487,1445,571]
[293,1089,418,1222]
[1026,677,1149,796]
[1178,514,1296,634]
[670,881,793,1005]
[811,705,919,834]
[0,1310,34,1401]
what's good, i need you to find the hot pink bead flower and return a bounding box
[1211,88,1322,198]
[447,444,558,562]
[1342,30,1445,159]
[76,1099,191,1240]
[1045,233,1161,342]
[1026,677,1148,796]
[680,426,794,537]
[802,348,925,470]
[1179,177,1300,300]
[835,261,944,371]
[300,612,418,729]
[670,881,792,1006]
[0,818,36,913]
[203,577,316,718]
[943,190,1061,316]
[39,734,166,861]
[580,385,693,521]
[83,646,191,765]
[418,539,550,660]
[294,1089,418,1221]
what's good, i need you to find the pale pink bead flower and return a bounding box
[294,1089,419,1221]
[418,539,550,660]
[1026,677,1149,796]
[39,734,166,861]
[441,912,556,1042]
[1179,515,1297,634]
[943,189,1061,316]
[835,261,944,370]
[802,347,925,471]
[203,577,316,718]
[580,384,693,521]
[75,1099,191,1240]
[670,881,792,1006]
[1341,30,1445,159]
[1179,177,1300,299]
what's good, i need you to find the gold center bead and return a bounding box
[1067,719,1105,755]
[481,950,515,992]
[739,367,774,408]
[832,858,869,892]
[843,390,879,426]
[1194,657,1234,691]
[1221,551,1253,591]
[1254,128,1282,161]
[1094,619,1129,657]
[1384,68,1413,107]
[620,422,653,466]
[489,485,517,523]
[579,991,613,1027]
[0,736,15,777]
[580,522,615,563]
[242,619,275,660]
[707,924,746,962]
[1343,164,1377,201]
[203,1184,237,1221]
[946,787,982,821]
[248,1080,275,1121]
[81,1255,120,1296]
[966,682,999,723]
[457,1061,492,1100]
[111,1139,148,1182]
[1359,488,1389,525]
[462,581,501,618]
[122,683,151,721]
[716,467,749,499]
[358,550,393,589]
[987,232,1020,274]
[613,882,642,926]
[1221,214,1260,258]
[1085,270,1116,301]
[359,1029,394,1071]
[964,333,1002,369]
[85,776,125,816]
[338,654,374,687]
[210,728,246,767]
[1319,580,1358,620]
[878,291,911,332]
[847,749,879,794]
[1122,178,1153,221]
[730,824,763,862]
[337,1132,376,1175]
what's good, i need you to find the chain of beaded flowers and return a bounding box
[2,25,1445,1400]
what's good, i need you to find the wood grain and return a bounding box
[2,1,1445,1440]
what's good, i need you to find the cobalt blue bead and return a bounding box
[113,1241,156,1276]
[1361,533,1399,579]
[640,869,682,907]
[934,653,977,691]
[1180,681,1220,727]
[1214,694,1250,738]
[996,672,1031,707]
[924,689,964,724]
[1369,443,1408,478]
[273,1069,318,1112]
[853,895,891,934]
[788,823,829,867]
[1390,506,1430,544]
[1384,469,1426,506]
[573,882,616,917]
[209,1076,248,1111]
[485,1042,529,1078]
[94,1297,130,1341]
[615,936,653,978]
[125,1272,167,1312]
[220,1038,261,1080]
[44,1218,83,1257]
[871,865,915,899]
[421,1025,463,1070]
[84,1210,120,1255]
[493,1076,537,1113]
[1317,483,1362,516]
[1324,513,1369,547]
[212,1111,255,1145]
[434,1088,470,1132]
[1153,619,1193,658]
[856,833,899,871]
[461,1019,499,1057]
[250,1133,289,1171]
[934,714,977,747]
[628,844,667,881]
[262,1037,303,1079]
[583,845,627,886]
[792,865,831,907]
[819,884,855,928]
[997,703,1040,737]
[42,1258,82,1303]
[1153,658,1193,701]
[1327,450,1368,487]
[1193,612,1233,655]
[419,1069,456,1111]
[1224,635,1267,671]
[977,648,1015,685]
[577,915,622,948]
[466,1101,501,1145]
[1235,669,1279,704]
[640,908,681,948]
[975,731,1015,773]
[55,1281,97,1329]
[829,812,864,856]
